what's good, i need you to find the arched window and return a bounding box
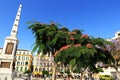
[25,62,28,65]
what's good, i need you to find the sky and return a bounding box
[0,0,120,51]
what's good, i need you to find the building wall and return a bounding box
[15,49,33,74]
[0,48,2,54]
[33,54,54,76]
[33,53,70,76]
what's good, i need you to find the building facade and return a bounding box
[0,48,2,54]
[15,49,33,76]
[33,53,70,78]
[33,53,54,76]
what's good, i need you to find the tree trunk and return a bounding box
[116,71,120,80]
[80,73,83,80]
[88,73,92,80]
[52,63,58,80]
[115,68,120,80]
[114,61,120,80]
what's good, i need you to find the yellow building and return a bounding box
[33,53,70,77]
[15,49,33,76]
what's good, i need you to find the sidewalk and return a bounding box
[14,77,24,80]
[14,77,80,80]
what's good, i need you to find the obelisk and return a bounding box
[0,4,22,80]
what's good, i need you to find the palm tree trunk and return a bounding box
[52,63,58,80]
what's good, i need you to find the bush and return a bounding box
[99,75,114,80]
[42,70,49,76]
[24,70,31,74]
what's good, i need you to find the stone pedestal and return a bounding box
[0,68,14,80]
[0,73,14,80]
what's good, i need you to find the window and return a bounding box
[18,56,20,60]
[17,62,20,65]
[25,62,28,65]
[16,67,19,71]
[35,68,38,71]
[44,63,46,66]
[20,67,23,71]
[118,33,120,36]
[50,68,52,71]
[16,19,19,21]
[21,62,24,65]
[51,63,52,66]
[25,67,27,71]
[23,52,25,54]
[23,57,25,60]
[39,68,41,71]
[19,52,21,54]
[22,57,24,60]
[40,63,42,66]
[14,24,18,26]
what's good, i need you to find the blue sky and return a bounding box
[0,0,120,51]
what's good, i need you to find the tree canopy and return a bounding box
[28,22,114,80]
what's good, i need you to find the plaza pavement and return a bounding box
[14,77,81,80]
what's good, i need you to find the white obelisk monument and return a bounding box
[0,4,22,80]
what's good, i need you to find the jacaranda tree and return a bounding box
[107,38,120,80]
[28,22,114,80]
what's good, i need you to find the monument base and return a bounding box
[0,73,14,80]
